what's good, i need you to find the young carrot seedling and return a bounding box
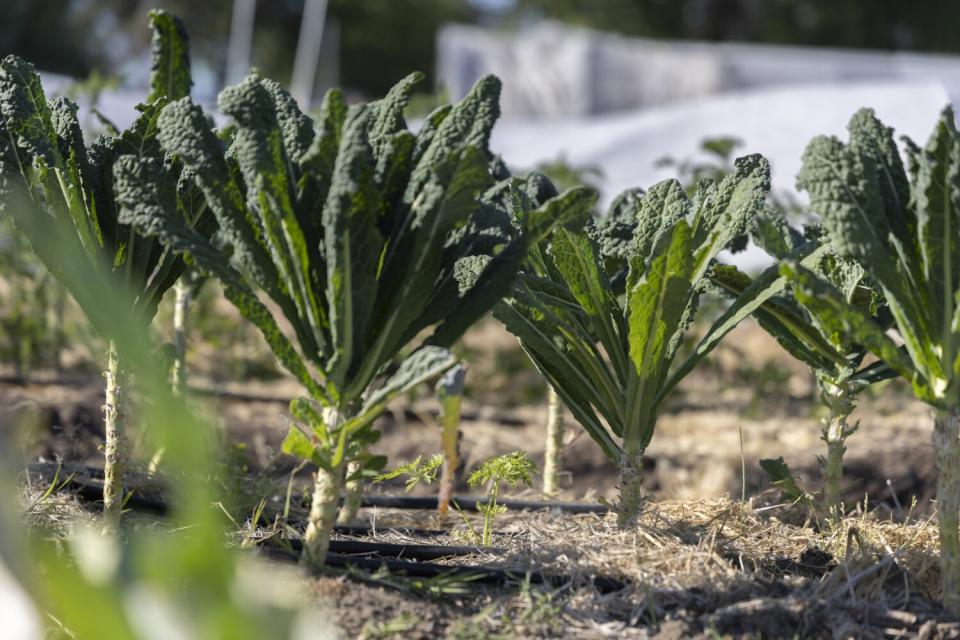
[374,454,443,492]
[467,451,536,546]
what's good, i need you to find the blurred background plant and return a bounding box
[535,154,603,194]
[0,199,337,640]
[153,279,282,385]
[0,217,65,378]
[0,215,106,380]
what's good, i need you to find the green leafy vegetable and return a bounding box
[125,67,578,565]
[786,107,960,612]
[496,155,773,523]
[0,10,211,530]
[713,206,891,520]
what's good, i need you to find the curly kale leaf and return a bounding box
[367,71,423,159]
[147,9,192,104]
[113,153,326,401]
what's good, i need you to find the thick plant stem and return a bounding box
[337,461,363,525]
[436,365,466,517]
[543,387,565,497]
[819,380,856,522]
[438,426,460,517]
[617,452,644,526]
[934,405,960,614]
[102,342,127,533]
[171,277,191,397]
[822,421,846,519]
[302,461,346,567]
[302,407,344,567]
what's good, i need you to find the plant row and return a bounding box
[3,10,960,613]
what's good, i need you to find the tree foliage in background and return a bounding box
[0,0,475,100]
[132,0,477,96]
[506,0,960,53]
[0,1,100,77]
[8,0,960,103]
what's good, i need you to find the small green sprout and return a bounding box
[467,451,536,546]
[360,611,419,639]
[758,457,815,508]
[374,454,443,492]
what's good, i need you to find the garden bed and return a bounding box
[20,464,959,639]
[7,319,953,637]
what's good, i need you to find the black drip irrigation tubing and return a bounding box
[259,542,626,594]
[361,494,609,514]
[39,473,170,515]
[326,539,505,559]
[59,477,472,540]
[31,463,609,515]
[33,472,512,539]
[332,525,450,538]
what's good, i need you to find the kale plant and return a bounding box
[500,172,596,497]
[495,156,772,523]
[118,67,589,565]
[781,107,960,612]
[712,209,892,520]
[0,11,211,531]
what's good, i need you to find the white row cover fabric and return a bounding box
[438,21,960,118]
[489,79,952,269]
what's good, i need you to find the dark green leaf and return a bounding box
[147,10,192,104]
[759,457,812,505]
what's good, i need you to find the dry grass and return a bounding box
[19,464,98,541]
[260,495,959,638]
